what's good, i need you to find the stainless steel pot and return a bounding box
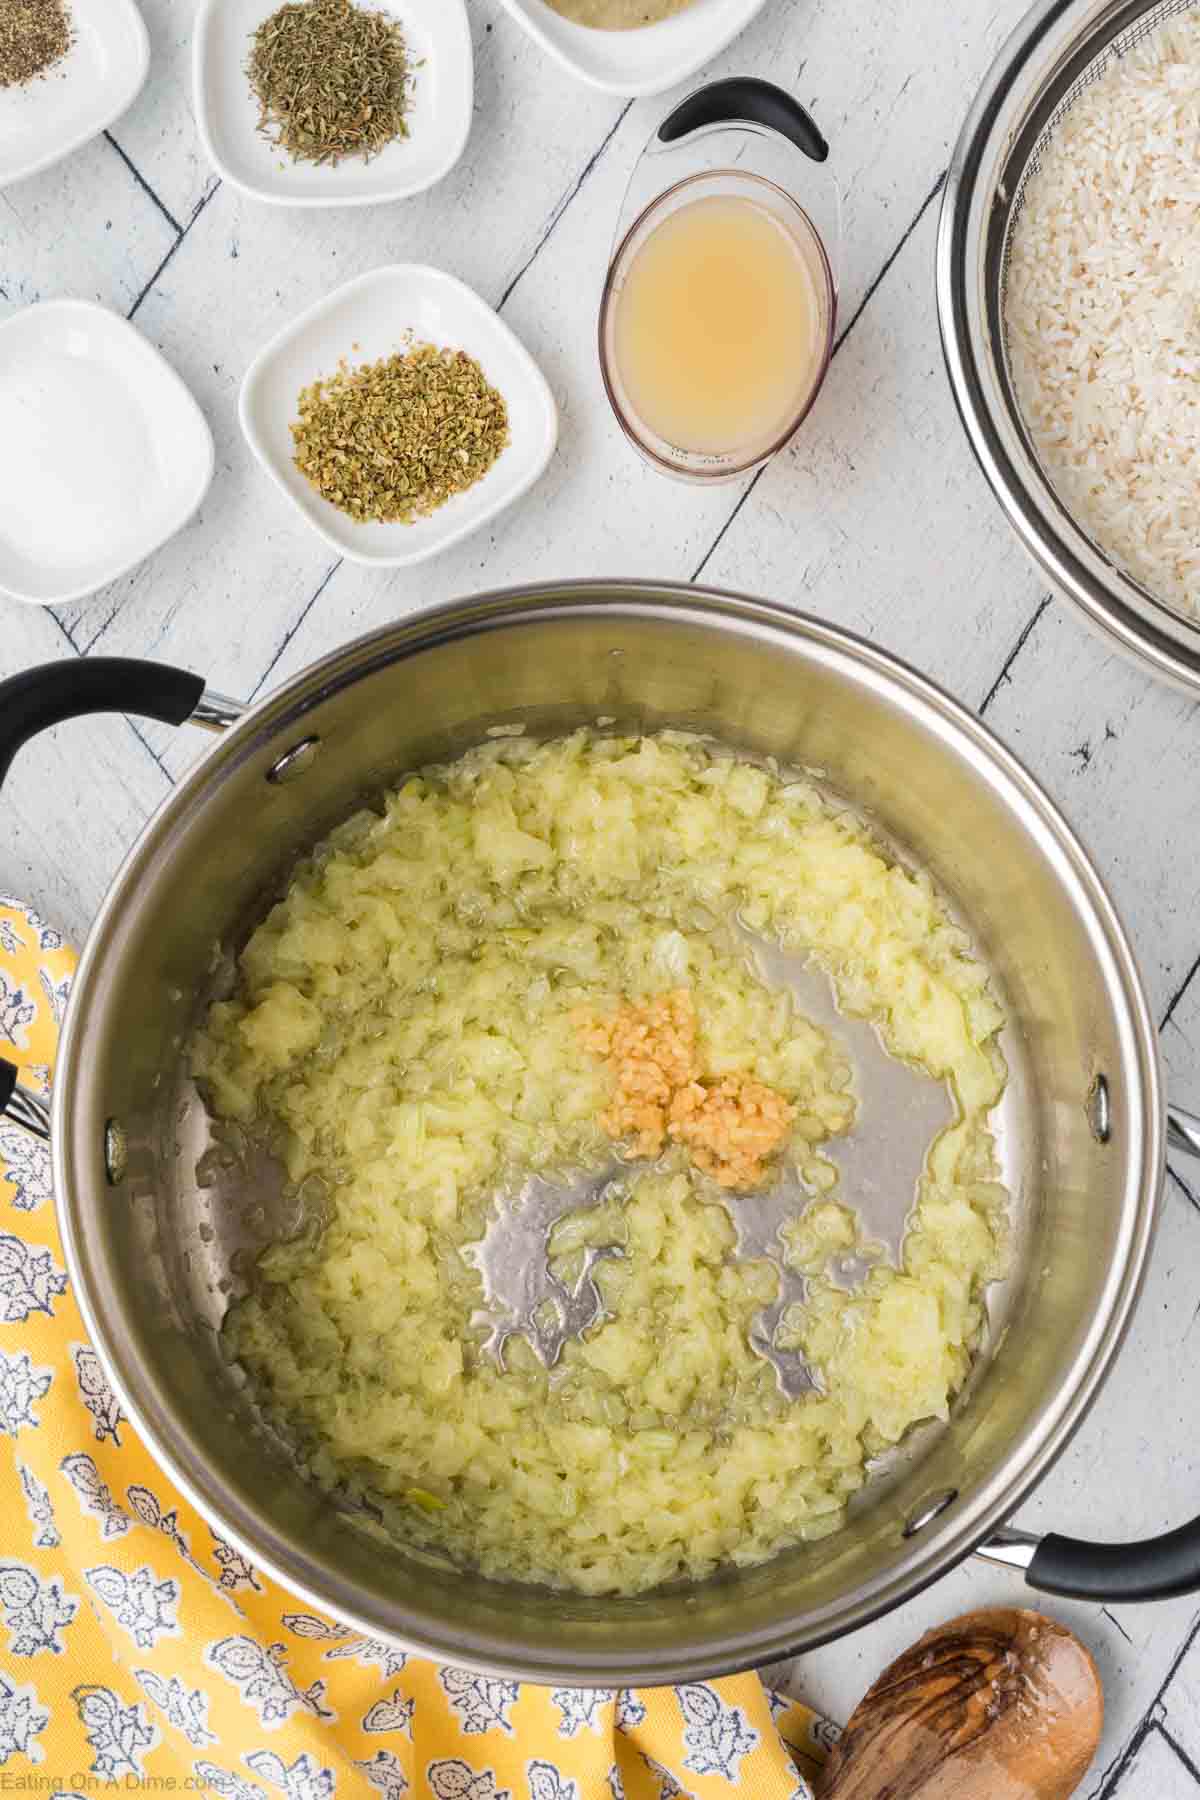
[937,0,1200,695]
[3,580,1200,1685]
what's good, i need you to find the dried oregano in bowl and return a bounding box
[291,342,510,524]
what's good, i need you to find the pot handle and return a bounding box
[0,1059,50,1141]
[1167,1101,1200,1159]
[0,658,244,786]
[973,1105,1200,1601]
[979,1518,1200,1604]
[657,77,830,164]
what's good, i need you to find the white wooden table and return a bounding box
[3,2,1199,1789]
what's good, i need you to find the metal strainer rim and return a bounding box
[937,0,1200,692]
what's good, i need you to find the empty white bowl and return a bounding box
[239,264,558,568]
[0,0,149,189]
[193,0,472,207]
[0,300,215,607]
[495,0,769,97]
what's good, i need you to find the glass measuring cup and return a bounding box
[599,78,840,483]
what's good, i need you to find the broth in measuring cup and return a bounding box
[612,191,823,459]
[600,169,835,479]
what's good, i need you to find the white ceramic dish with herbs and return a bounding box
[192,0,472,208]
[239,263,559,569]
[495,0,770,97]
[0,0,149,190]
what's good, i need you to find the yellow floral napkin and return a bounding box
[0,896,834,1800]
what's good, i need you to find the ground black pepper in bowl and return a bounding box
[0,0,74,89]
[291,341,510,524]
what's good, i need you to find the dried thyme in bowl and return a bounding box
[0,0,74,89]
[291,342,511,525]
[246,0,412,168]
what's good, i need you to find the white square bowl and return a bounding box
[239,265,558,568]
[495,0,770,97]
[194,0,472,207]
[0,0,149,189]
[0,300,215,607]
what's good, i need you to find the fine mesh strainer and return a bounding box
[937,0,1200,694]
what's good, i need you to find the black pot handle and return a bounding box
[0,658,208,786]
[657,77,829,165]
[0,1057,51,1141]
[976,1119,1200,1603]
[980,1511,1200,1603]
[1028,1520,1200,1604]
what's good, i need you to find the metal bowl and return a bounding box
[937,0,1200,694]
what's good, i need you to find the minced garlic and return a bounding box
[577,988,795,1187]
[668,1071,796,1189]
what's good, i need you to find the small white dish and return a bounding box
[194,0,472,207]
[0,0,149,189]
[495,0,769,97]
[0,300,215,608]
[239,265,558,569]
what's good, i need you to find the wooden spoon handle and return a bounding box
[816,1608,1103,1800]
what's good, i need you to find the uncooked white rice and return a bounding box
[1005,9,1200,619]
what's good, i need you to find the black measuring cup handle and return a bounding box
[657,76,829,165]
